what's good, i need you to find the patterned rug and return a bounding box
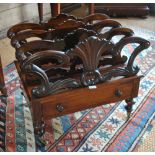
[0,26,155,152]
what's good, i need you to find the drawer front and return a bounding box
[40,76,140,119]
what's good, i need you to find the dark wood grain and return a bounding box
[89,3,95,14]
[94,3,150,17]
[38,3,43,24]
[7,13,150,136]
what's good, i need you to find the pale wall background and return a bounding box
[0,3,51,38]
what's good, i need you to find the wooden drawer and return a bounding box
[34,76,141,119]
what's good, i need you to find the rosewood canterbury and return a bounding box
[6,13,150,136]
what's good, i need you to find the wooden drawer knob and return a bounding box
[56,104,64,112]
[115,89,122,97]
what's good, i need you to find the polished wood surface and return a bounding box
[89,3,95,14]
[34,76,141,119]
[7,13,150,136]
[94,3,150,17]
[52,3,61,17]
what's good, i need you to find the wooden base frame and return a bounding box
[31,76,140,135]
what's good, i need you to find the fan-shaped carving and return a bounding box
[67,36,113,71]
[66,36,114,86]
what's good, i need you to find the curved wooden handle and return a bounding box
[22,50,70,68]
[82,13,109,23]
[11,30,47,48]
[115,36,150,75]
[102,27,134,40]
[16,40,64,62]
[90,19,122,32]
[7,23,44,39]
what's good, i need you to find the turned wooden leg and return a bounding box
[32,100,45,136]
[50,3,53,17]
[34,121,45,137]
[89,3,94,15]
[38,3,43,24]
[125,98,135,120]
[51,3,61,17]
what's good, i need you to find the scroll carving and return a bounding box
[7,13,150,97]
[22,50,80,97]
[114,36,150,75]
